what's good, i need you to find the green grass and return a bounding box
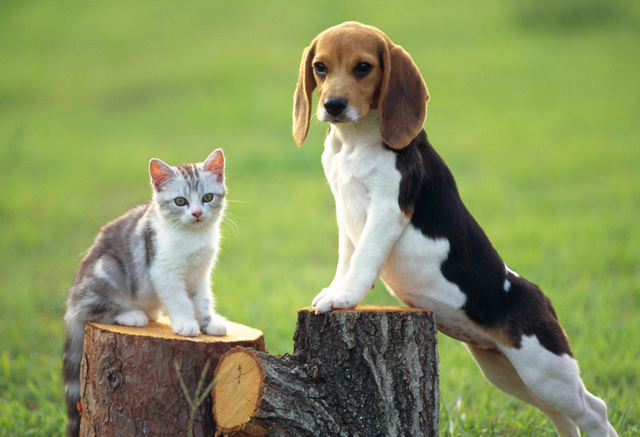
[1,0,639,435]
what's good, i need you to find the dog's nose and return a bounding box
[324,98,348,117]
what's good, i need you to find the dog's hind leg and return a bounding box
[500,336,618,437]
[466,344,580,437]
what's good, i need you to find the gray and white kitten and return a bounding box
[63,149,228,437]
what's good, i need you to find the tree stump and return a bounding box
[212,306,439,437]
[79,317,266,437]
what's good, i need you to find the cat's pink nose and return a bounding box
[192,210,202,218]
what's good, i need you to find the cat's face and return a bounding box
[149,150,226,228]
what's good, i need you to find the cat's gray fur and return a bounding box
[63,149,228,437]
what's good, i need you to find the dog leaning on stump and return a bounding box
[77,306,439,436]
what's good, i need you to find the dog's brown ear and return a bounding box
[293,43,317,147]
[378,43,429,149]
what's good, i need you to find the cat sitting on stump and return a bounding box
[62,150,229,437]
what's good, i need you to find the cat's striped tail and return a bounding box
[62,316,85,437]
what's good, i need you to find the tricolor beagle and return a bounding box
[293,22,617,437]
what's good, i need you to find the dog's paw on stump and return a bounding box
[212,305,439,437]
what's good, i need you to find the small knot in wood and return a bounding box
[106,367,122,390]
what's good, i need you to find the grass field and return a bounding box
[1,0,639,435]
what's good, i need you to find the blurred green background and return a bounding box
[1,0,639,435]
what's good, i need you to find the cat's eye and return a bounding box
[174,197,188,206]
[202,193,214,203]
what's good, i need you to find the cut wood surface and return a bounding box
[212,305,439,437]
[213,348,267,434]
[79,317,266,437]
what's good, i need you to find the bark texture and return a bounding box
[79,318,266,437]
[213,306,439,437]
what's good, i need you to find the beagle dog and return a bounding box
[293,22,617,437]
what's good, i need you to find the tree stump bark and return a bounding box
[212,306,439,437]
[79,317,266,437]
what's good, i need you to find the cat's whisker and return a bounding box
[221,213,241,237]
[225,199,249,204]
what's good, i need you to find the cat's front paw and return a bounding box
[171,317,200,337]
[202,315,228,336]
[114,310,149,327]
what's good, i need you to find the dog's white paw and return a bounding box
[202,315,228,336]
[114,310,149,327]
[312,285,363,314]
[312,287,333,308]
[171,317,200,337]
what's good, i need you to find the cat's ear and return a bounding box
[203,149,224,181]
[149,158,176,191]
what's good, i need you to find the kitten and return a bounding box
[62,149,229,437]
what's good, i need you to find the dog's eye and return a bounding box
[354,62,372,77]
[314,62,327,75]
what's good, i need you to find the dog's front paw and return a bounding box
[171,317,200,337]
[311,287,333,309]
[312,285,363,314]
[312,288,336,313]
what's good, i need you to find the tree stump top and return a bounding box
[86,316,264,345]
[298,304,433,314]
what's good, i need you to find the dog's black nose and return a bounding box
[324,98,348,117]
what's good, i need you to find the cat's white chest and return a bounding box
[156,228,216,271]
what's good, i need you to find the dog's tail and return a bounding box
[62,314,85,437]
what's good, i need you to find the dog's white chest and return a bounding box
[322,127,399,242]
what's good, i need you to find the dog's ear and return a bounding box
[293,42,317,147]
[378,42,429,149]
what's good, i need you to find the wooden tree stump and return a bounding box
[212,306,439,437]
[79,317,266,437]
